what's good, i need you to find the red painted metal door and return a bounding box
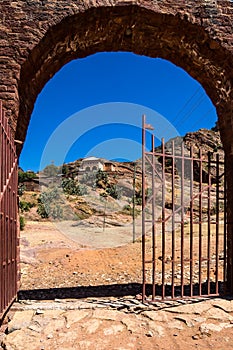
[0,101,18,320]
[142,115,227,302]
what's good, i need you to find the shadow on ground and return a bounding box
[18,281,226,301]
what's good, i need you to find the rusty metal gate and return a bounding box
[0,101,18,320]
[142,115,227,302]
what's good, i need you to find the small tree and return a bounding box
[19,200,34,212]
[61,164,69,176]
[18,170,37,183]
[51,205,63,220]
[61,177,87,196]
[37,203,49,218]
[106,184,120,199]
[19,216,25,230]
[43,163,59,177]
[96,169,108,188]
[37,188,62,219]
[18,184,26,196]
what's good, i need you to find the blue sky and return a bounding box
[19,52,217,172]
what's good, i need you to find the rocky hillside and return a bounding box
[19,128,224,228]
[162,128,223,157]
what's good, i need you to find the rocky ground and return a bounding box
[1,220,233,349]
[2,296,233,350]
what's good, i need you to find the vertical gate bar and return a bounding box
[2,112,5,311]
[207,152,211,295]
[14,159,18,297]
[11,157,15,299]
[190,146,194,297]
[9,182,12,302]
[8,137,11,304]
[171,141,175,298]
[12,176,15,299]
[0,102,2,313]
[161,138,166,299]
[199,149,203,296]
[5,138,9,309]
[6,114,9,307]
[151,134,156,300]
[6,138,9,304]
[7,138,10,303]
[3,120,6,310]
[9,133,13,302]
[3,109,6,187]
[16,164,19,295]
[181,142,185,297]
[0,108,3,192]
[215,153,220,294]
[10,151,14,302]
[132,162,136,243]
[17,187,20,296]
[11,156,16,300]
[6,131,9,306]
[224,157,227,288]
[142,115,146,302]
[0,101,2,193]
[8,140,11,303]
[6,122,9,308]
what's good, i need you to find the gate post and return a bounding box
[225,153,233,294]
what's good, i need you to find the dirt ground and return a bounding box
[20,220,143,290]
[9,220,233,350]
[20,219,224,292]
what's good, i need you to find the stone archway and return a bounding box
[0,1,233,291]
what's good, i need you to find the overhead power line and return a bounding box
[174,94,205,128]
[188,108,214,130]
[171,87,201,125]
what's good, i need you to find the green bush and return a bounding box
[96,169,108,188]
[122,204,132,215]
[37,203,49,218]
[106,184,120,199]
[18,184,26,196]
[80,172,96,185]
[50,205,63,220]
[37,188,65,219]
[43,163,59,177]
[19,216,25,230]
[121,204,141,217]
[38,187,61,204]
[61,178,87,196]
[132,187,142,205]
[19,200,34,212]
[61,164,69,176]
[18,170,37,183]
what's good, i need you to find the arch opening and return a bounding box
[17,51,226,298]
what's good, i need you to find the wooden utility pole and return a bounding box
[133,162,136,243]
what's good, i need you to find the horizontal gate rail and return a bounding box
[142,115,227,302]
[0,101,18,320]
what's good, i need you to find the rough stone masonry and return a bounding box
[0,0,233,288]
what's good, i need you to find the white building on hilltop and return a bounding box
[79,157,104,172]
[79,157,116,173]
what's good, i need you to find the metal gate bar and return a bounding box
[0,101,18,320]
[142,115,227,302]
